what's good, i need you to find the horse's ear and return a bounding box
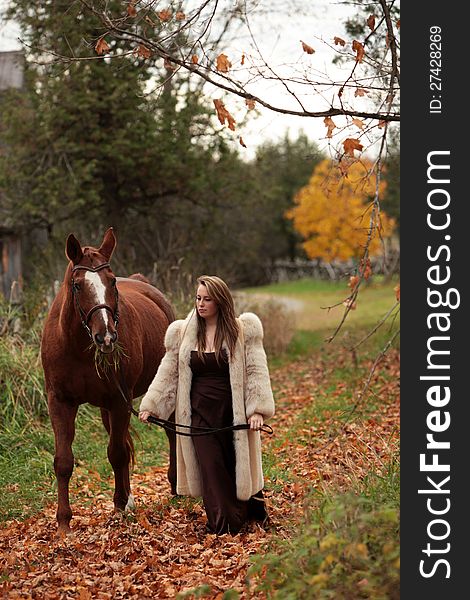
[98,227,116,261]
[65,234,83,265]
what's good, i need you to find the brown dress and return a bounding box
[190,350,266,534]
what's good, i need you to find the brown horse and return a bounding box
[41,228,176,534]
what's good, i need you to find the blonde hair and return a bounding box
[195,275,239,363]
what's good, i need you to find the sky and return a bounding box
[0,0,368,158]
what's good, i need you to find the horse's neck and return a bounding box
[57,286,89,348]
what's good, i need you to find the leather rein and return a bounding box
[73,263,273,437]
[111,369,273,437]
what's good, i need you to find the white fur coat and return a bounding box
[139,310,275,500]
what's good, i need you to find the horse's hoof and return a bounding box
[125,494,135,512]
[56,526,72,539]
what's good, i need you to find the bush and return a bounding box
[248,493,399,599]
[233,293,296,356]
[0,297,47,426]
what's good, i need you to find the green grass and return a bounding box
[243,277,400,333]
[0,406,169,521]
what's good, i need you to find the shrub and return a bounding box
[248,493,399,599]
[233,293,296,356]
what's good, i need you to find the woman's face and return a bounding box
[196,284,219,321]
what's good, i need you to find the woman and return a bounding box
[139,275,275,535]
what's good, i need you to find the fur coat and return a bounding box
[139,310,275,500]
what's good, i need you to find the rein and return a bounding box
[110,369,273,437]
[71,262,120,340]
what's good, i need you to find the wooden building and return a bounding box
[0,50,24,301]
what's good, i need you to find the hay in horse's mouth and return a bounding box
[87,341,129,379]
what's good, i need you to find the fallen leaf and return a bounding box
[216,53,232,73]
[324,116,336,138]
[213,99,236,131]
[352,40,365,63]
[343,138,363,157]
[95,37,110,55]
[367,15,376,31]
[334,36,346,47]
[301,40,315,54]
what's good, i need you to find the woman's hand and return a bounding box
[248,412,264,431]
[139,410,157,423]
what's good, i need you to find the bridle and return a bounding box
[71,262,120,341]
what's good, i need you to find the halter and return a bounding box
[71,262,120,340]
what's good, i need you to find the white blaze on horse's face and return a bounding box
[85,271,113,344]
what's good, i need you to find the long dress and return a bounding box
[190,350,266,534]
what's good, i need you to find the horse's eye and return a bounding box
[72,282,80,292]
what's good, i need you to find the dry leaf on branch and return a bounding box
[396,19,400,29]
[191,55,199,65]
[352,118,365,130]
[158,9,172,22]
[394,284,400,301]
[324,116,336,138]
[175,11,186,20]
[352,40,365,63]
[301,41,315,54]
[367,15,376,31]
[343,298,357,310]
[245,98,256,110]
[354,87,368,97]
[216,53,232,72]
[378,120,387,128]
[334,36,346,46]
[360,258,372,280]
[241,53,245,65]
[127,1,137,17]
[348,275,360,290]
[95,37,110,55]
[239,137,247,148]
[343,138,363,157]
[164,58,176,71]
[213,99,236,131]
[136,45,151,59]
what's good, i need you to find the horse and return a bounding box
[41,228,176,534]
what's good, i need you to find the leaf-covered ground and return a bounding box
[0,348,399,599]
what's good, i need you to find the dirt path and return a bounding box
[0,352,399,599]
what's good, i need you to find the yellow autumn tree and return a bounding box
[287,159,395,261]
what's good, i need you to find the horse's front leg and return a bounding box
[107,405,133,512]
[48,394,78,535]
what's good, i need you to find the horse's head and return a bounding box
[66,228,119,354]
